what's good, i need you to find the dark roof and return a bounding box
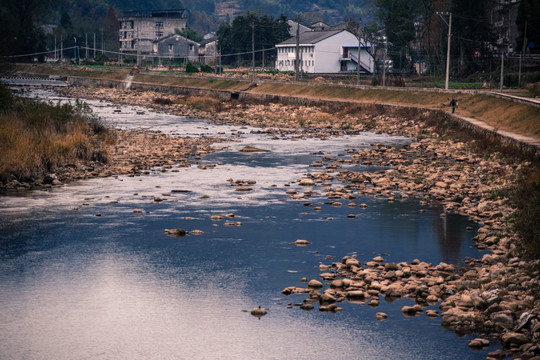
[199,36,218,46]
[329,22,349,31]
[277,30,345,46]
[153,34,199,46]
[121,9,186,18]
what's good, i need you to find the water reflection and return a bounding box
[0,90,495,359]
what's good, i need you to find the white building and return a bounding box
[275,30,374,74]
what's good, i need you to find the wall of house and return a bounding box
[156,36,198,61]
[119,16,187,53]
[344,48,375,73]
[314,31,357,73]
[276,31,374,74]
[276,46,315,73]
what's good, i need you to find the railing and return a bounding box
[349,52,372,74]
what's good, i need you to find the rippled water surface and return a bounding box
[0,89,497,359]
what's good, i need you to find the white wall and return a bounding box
[313,31,357,73]
[275,31,374,74]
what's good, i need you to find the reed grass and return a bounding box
[0,85,111,183]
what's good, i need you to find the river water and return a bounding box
[0,89,497,359]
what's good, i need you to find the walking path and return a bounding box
[450,111,540,150]
[488,91,540,108]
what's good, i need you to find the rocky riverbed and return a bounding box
[34,86,540,359]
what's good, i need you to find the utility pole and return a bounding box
[437,12,452,90]
[136,28,141,66]
[251,22,255,82]
[382,37,386,87]
[518,21,527,88]
[295,22,300,81]
[357,20,362,86]
[85,33,88,59]
[500,51,504,93]
[101,28,104,55]
[74,37,77,64]
[93,33,96,58]
[54,35,57,60]
[214,41,218,74]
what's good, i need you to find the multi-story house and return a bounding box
[118,9,187,55]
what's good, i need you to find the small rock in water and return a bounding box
[240,146,269,152]
[294,239,311,246]
[468,338,490,348]
[250,306,267,318]
[164,228,187,237]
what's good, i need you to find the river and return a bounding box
[0,88,498,359]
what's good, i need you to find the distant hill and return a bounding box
[23,0,376,56]
[61,0,377,34]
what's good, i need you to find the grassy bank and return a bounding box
[0,85,111,184]
[9,63,539,141]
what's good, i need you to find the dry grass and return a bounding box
[0,87,111,182]
[7,63,540,140]
[458,95,540,138]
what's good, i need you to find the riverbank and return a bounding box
[51,85,540,359]
[4,63,540,141]
[0,126,221,193]
[0,86,221,193]
[2,83,536,358]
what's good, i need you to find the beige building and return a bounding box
[119,9,187,54]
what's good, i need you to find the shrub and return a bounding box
[200,64,213,73]
[153,97,173,105]
[528,82,540,97]
[393,77,406,87]
[185,62,199,73]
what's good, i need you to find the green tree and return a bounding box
[103,6,118,53]
[0,0,53,59]
[516,0,540,54]
[217,12,290,66]
[450,0,493,76]
[376,0,417,72]
[175,27,203,42]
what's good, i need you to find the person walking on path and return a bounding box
[450,98,457,114]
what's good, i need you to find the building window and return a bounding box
[155,22,163,29]
[189,44,193,51]
[168,44,173,52]
[156,31,163,38]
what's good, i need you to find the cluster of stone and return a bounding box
[0,128,220,193]
[282,252,539,358]
[53,85,538,359]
